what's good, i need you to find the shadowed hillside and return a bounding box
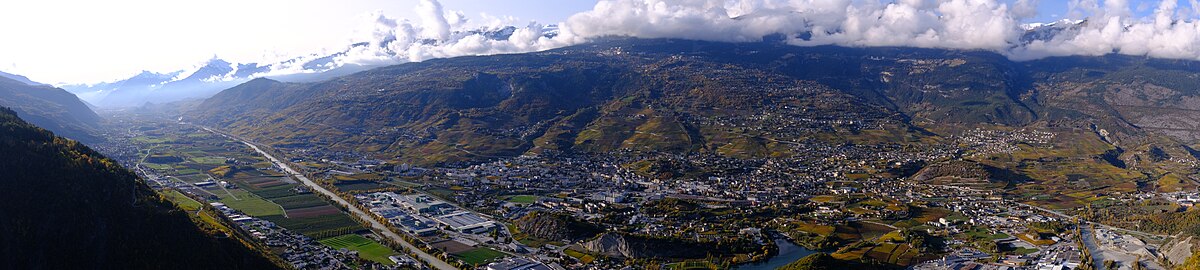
[0,106,280,269]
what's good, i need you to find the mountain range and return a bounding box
[185,37,1200,170]
[58,21,1091,109]
[62,25,552,108]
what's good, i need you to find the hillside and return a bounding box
[0,70,46,86]
[0,75,102,142]
[0,107,280,269]
[190,39,1200,168]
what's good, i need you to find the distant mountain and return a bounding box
[1020,19,1085,44]
[62,59,255,108]
[0,70,47,86]
[0,74,102,142]
[191,39,1200,166]
[70,26,556,108]
[0,106,280,269]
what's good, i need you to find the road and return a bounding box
[1016,202,1172,239]
[198,126,457,270]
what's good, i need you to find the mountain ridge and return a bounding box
[187,39,1200,168]
[0,75,102,142]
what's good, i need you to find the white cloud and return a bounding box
[258,0,1200,79]
[417,0,452,40]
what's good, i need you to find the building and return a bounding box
[390,194,454,214]
[486,258,551,270]
[434,211,497,234]
[392,215,439,236]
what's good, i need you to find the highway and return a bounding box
[197,125,457,270]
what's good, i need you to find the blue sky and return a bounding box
[1028,0,1196,22]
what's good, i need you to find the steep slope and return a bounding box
[0,107,280,269]
[192,78,323,127]
[191,38,1200,166]
[193,39,930,164]
[0,75,102,142]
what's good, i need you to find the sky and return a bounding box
[3,0,1200,85]
[0,0,596,84]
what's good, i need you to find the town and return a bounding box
[92,111,1200,270]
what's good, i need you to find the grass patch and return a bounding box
[144,163,173,171]
[453,248,507,266]
[964,228,1010,241]
[563,249,595,264]
[164,190,203,211]
[217,189,285,216]
[505,195,538,204]
[319,234,399,265]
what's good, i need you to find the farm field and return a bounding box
[263,213,362,238]
[130,123,364,239]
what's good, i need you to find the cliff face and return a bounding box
[582,233,638,258]
[580,232,715,259]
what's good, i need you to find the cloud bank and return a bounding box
[257,0,1200,79]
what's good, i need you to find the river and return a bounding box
[735,236,820,270]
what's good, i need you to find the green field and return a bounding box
[505,195,538,204]
[964,228,1010,241]
[218,189,285,216]
[144,163,173,171]
[253,185,300,198]
[319,234,398,265]
[164,190,203,211]
[453,248,507,265]
[563,249,595,264]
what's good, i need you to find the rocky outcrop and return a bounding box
[1163,236,1194,266]
[514,211,603,242]
[580,232,714,259]
[913,160,1031,183]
